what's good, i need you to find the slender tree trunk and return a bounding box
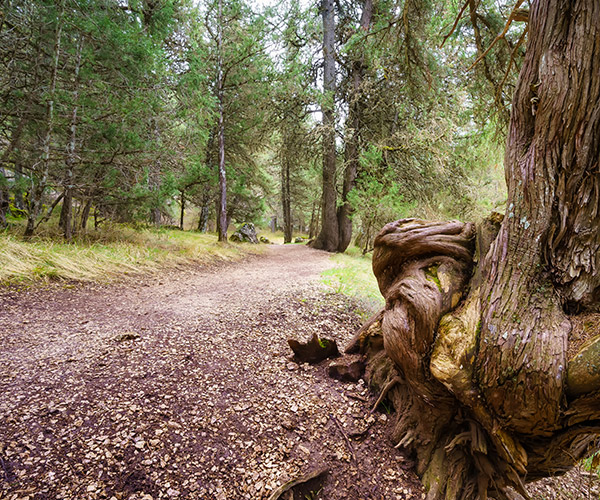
[310,0,338,252]
[32,193,64,231]
[355,1,600,499]
[58,189,70,231]
[310,201,321,240]
[217,93,227,240]
[80,198,92,232]
[148,123,162,227]
[60,37,82,241]
[24,0,64,238]
[0,168,9,228]
[216,0,228,242]
[93,204,100,230]
[179,190,185,230]
[308,206,314,239]
[282,155,292,243]
[337,0,373,253]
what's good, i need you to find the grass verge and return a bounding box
[321,247,384,317]
[0,224,266,284]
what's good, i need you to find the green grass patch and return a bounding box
[321,248,384,316]
[0,223,265,284]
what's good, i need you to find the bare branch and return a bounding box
[467,0,527,71]
[440,0,470,48]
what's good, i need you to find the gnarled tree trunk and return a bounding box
[354,1,600,498]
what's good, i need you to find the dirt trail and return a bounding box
[0,244,596,500]
[0,245,423,500]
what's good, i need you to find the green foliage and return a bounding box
[304,488,323,500]
[582,448,600,478]
[0,0,511,244]
[348,146,417,253]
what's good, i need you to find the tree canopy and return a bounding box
[0,0,509,241]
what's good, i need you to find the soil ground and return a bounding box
[0,244,598,500]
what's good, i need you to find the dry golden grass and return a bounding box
[0,224,266,284]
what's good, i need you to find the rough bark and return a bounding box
[355,2,600,498]
[309,0,338,252]
[337,0,373,253]
[58,189,71,235]
[198,203,209,232]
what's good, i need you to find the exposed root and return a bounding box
[371,376,401,412]
[345,309,384,354]
[330,414,357,463]
[357,217,600,499]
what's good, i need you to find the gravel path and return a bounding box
[0,244,597,500]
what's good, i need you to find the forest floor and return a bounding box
[0,244,598,500]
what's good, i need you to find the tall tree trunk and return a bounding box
[337,0,373,253]
[217,90,227,241]
[93,204,100,230]
[60,37,82,241]
[216,0,228,242]
[148,122,162,227]
[198,203,209,232]
[282,155,292,243]
[309,200,321,240]
[24,0,64,238]
[309,0,338,252]
[197,191,211,232]
[355,2,600,499]
[308,201,316,239]
[58,189,70,233]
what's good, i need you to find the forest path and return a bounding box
[0,244,424,500]
[0,244,595,500]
